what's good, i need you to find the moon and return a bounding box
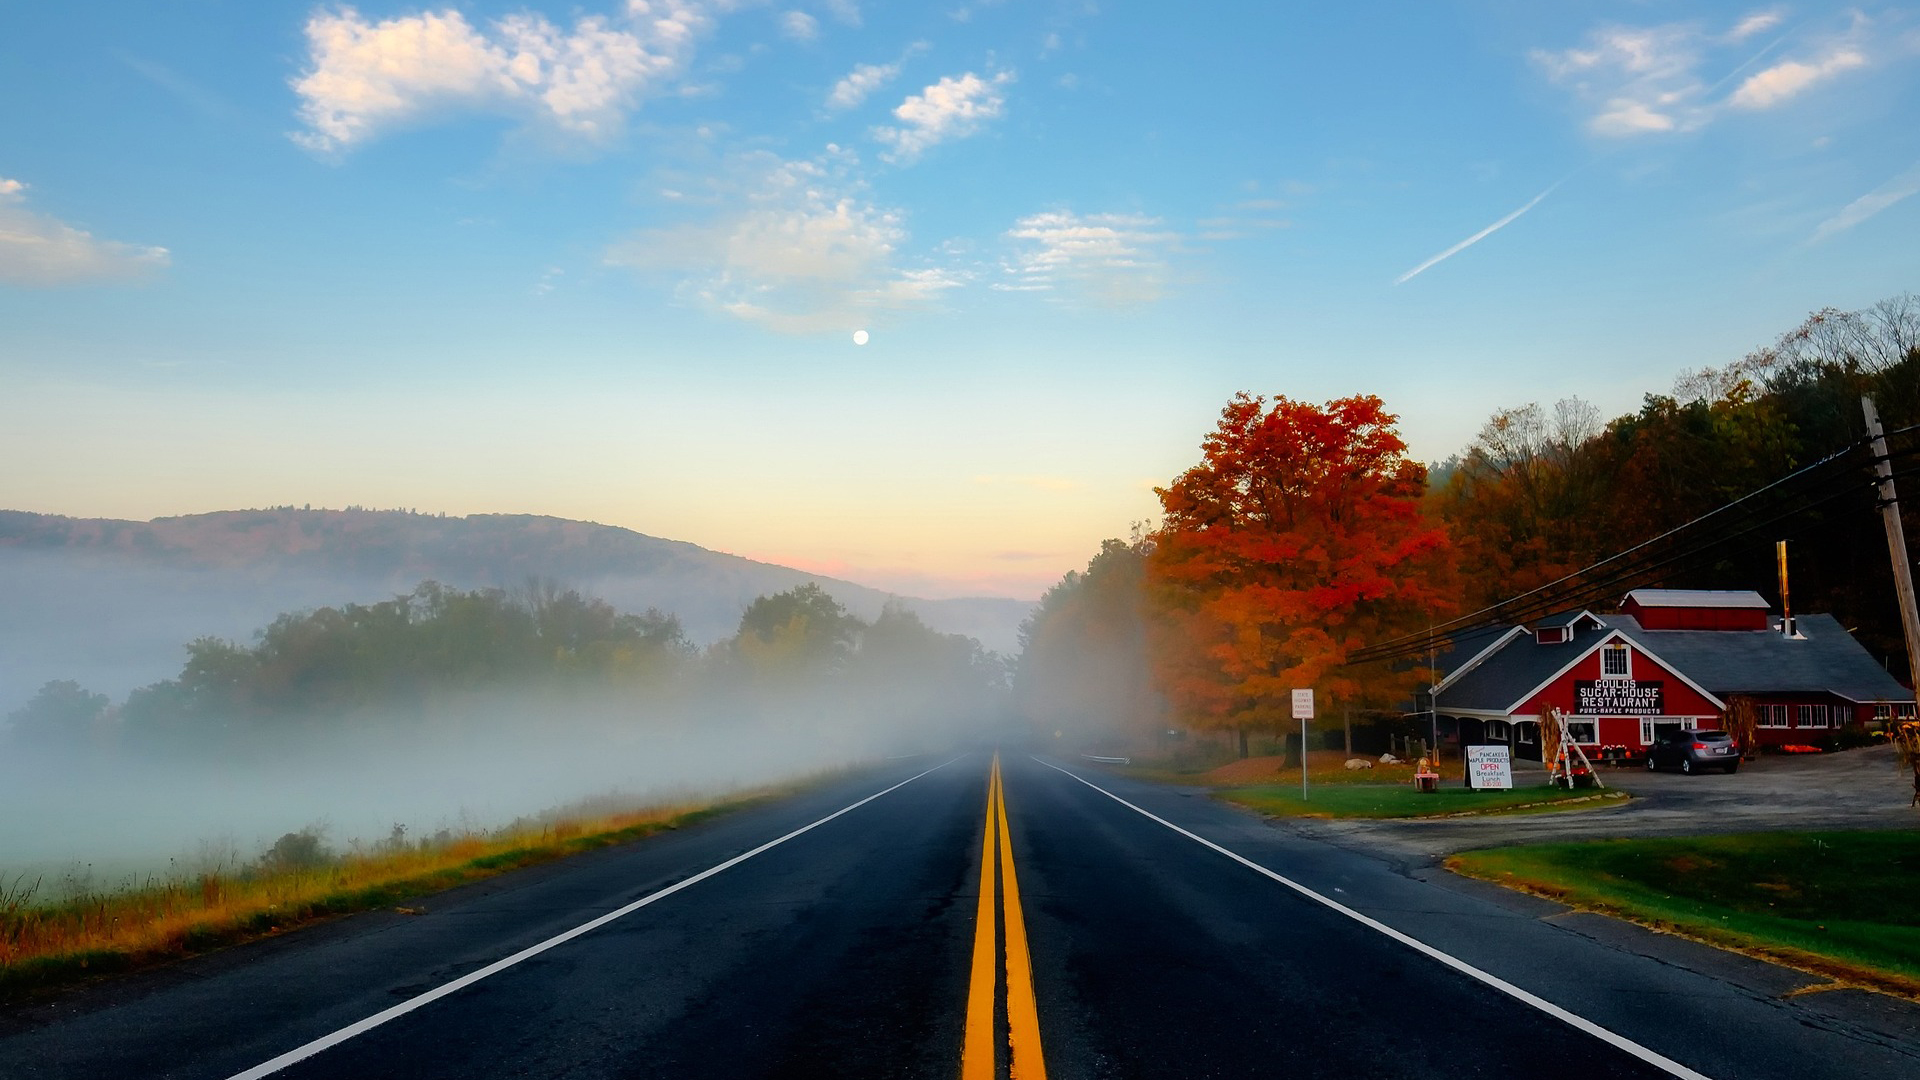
[852,329,870,346]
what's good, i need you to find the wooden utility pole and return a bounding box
[1863,396,1920,688]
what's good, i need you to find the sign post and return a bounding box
[1292,688,1315,801]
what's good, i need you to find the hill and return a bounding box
[0,508,1034,707]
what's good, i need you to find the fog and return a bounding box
[0,685,971,885]
[0,572,1007,890]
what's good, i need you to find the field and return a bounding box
[1449,831,1920,994]
[0,795,749,1001]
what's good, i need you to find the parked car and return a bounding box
[1646,728,1741,774]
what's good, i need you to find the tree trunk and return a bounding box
[1343,703,1352,756]
[1238,727,1250,759]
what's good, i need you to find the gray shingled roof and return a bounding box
[1611,613,1911,703]
[1434,611,1914,714]
[1624,588,1770,609]
[1535,608,1604,629]
[1436,621,1617,712]
[1430,623,1514,673]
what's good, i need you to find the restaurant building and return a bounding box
[1428,590,1914,760]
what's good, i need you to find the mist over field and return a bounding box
[0,569,1009,885]
[0,685,967,882]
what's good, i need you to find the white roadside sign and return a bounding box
[1291,688,1314,720]
[1466,745,1513,790]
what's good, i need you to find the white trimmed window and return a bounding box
[1640,718,1697,744]
[1875,704,1892,721]
[1601,643,1631,680]
[1566,720,1598,744]
[1831,705,1851,727]
[1517,723,1538,745]
[1900,703,1917,719]
[1796,704,1826,729]
[1486,719,1511,740]
[1758,704,1789,728]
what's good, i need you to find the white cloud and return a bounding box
[290,2,714,153]
[1531,23,1710,137]
[1592,99,1678,136]
[1811,161,1920,243]
[1532,13,1885,137]
[874,71,1012,163]
[826,42,928,111]
[606,150,963,333]
[999,210,1177,306]
[1729,48,1868,108]
[823,0,862,26]
[780,11,819,42]
[828,61,902,110]
[0,178,170,286]
[1728,11,1784,43]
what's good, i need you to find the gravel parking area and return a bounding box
[1287,743,1917,861]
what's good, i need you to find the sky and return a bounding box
[2,1,1918,601]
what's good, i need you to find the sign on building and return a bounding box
[1466,745,1513,790]
[1574,679,1665,716]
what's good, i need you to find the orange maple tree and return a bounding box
[1148,392,1457,756]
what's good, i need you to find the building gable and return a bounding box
[1513,631,1725,720]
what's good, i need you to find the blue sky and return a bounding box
[3,1,1917,598]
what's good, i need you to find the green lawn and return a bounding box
[1219,783,1616,819]
[1449,831,1920,989]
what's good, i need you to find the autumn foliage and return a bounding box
[1148,393,1457,753]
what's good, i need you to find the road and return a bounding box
[3,750,1916,1079]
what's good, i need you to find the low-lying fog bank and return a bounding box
[0,685,973,886]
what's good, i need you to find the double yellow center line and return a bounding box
[962,753,1047,1080]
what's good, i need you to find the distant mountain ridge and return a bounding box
[0,508,1035,707]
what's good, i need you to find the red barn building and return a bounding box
[1428,590,1913,760]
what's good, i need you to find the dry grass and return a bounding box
[1166,750,1445,787]
[0,795,750,1000]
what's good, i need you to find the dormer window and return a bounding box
[1601,643,1631,680]
[1535,626,1570,644]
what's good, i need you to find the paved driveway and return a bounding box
[1291,743,1917,861]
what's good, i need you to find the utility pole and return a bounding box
[1863,396,1920,689]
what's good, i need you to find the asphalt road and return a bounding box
[3,750,1916,1079]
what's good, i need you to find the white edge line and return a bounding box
[226,758,960,1080]
[1032,757,1714,1080]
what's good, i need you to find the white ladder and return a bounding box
[1546,706,1605,790]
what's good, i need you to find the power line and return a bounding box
[1346,435,1903,666]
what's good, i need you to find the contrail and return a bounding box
[1395,183,1558,285]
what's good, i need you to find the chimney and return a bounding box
[1777,540,1798,637]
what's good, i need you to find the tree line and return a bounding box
[1019,294,1920,755]
[5,581,1006,758]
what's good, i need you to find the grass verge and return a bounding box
[1448,831,1920,996]
[1220,783,1623,819]
[0,793,764,1003]
[1113,750,1479,789]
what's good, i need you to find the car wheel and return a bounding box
[1681,758,1694,775]
[1645,755,1657,771]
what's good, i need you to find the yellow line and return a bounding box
[996,757,1048,1080]
[960,757,999,1080]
